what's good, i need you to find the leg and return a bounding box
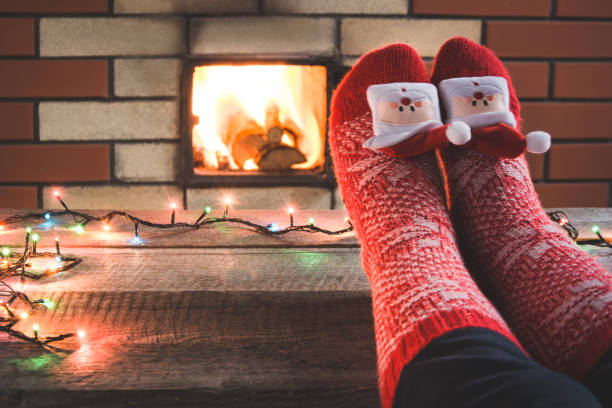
[330,43,520,408]
[430,37,612,380]
[583,347,612,407]
[393,328,601,408]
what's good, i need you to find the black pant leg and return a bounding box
[583,347,612,408]
[392,327,601,408]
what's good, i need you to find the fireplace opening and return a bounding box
[183,58,342,187]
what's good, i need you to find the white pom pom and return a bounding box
[526,131,551,154]
[446,121,471,145]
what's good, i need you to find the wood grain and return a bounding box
[0,208,610,407]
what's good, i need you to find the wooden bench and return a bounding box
[0,208,610,407]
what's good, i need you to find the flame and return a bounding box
[243,159,258,170]
[192,64,326,171]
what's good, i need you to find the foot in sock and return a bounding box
[432,39,551,158]
[431,36,612,379]
[329,42,520,408]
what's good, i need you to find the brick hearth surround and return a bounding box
[0,0,611,210]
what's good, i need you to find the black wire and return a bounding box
[1,209,354,236]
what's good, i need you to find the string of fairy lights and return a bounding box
[547,211,611,248]
[0,192,609,349]
[0,190,354,347]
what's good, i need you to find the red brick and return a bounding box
[0,145,110,182]
[0,186,38,208]
[0,18,34,56]
[548,144,612,180]
[413,0,549,16]
[487,22,612,57]
[0,60,108,98]
[0,103,34,140]
[427,61,549,98]
[505,62,549,98]
[0,0,107,13]
[556,0,612,17]
[521,103,612,139]
[534,183,609,207]
[525,152,544,180]
[554,63,612,99]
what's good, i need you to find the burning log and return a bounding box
[217,96,307,171]
[264,101,283,144]
[217,97,267,169]
[256,145,306,171]
[281,118,304,148]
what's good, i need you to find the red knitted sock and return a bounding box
[431,37,612,379]
[330,43,520,408]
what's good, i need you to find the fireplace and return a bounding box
[183,58,343,187]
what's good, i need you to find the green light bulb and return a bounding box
[43,300,54,309]
[308,217,315,226]
[1,247,9,257]
[205,206,211,214]
[592,225,600,234]
[26,227,32,234]
[32,233,39,242]
[74,224,84,235]
[32,323,39,333]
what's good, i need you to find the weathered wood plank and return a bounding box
[0,209,357,248]
[0,208,610,407]
[0,248,377,407]
[1,292,377,398]
[9,247,368,293]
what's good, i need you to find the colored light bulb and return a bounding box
[32,233,39,242]
[44,213,51,220]
[288,207,295,226]
[43,300,54,309]
[20,312,28,319]
[308,217,315,226]
[1,247,9,257]
[74,224,84,234]
[32,323,39,333]
[77,329,86,338]
[205,206,211,214]
[592,225,600,234]
[53,190,60,197]
[26,226,32,234]
[103,223,111,231]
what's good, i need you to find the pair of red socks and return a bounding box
[329,37,612,408]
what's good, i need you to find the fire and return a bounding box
[192,64,326,171]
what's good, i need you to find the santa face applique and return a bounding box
[439,76,516,129]
[378,97,436,125]
[438,76,550,158]
[452,89,505,118]
[363,82,471,158]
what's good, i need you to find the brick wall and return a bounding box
[0,0,610,210]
